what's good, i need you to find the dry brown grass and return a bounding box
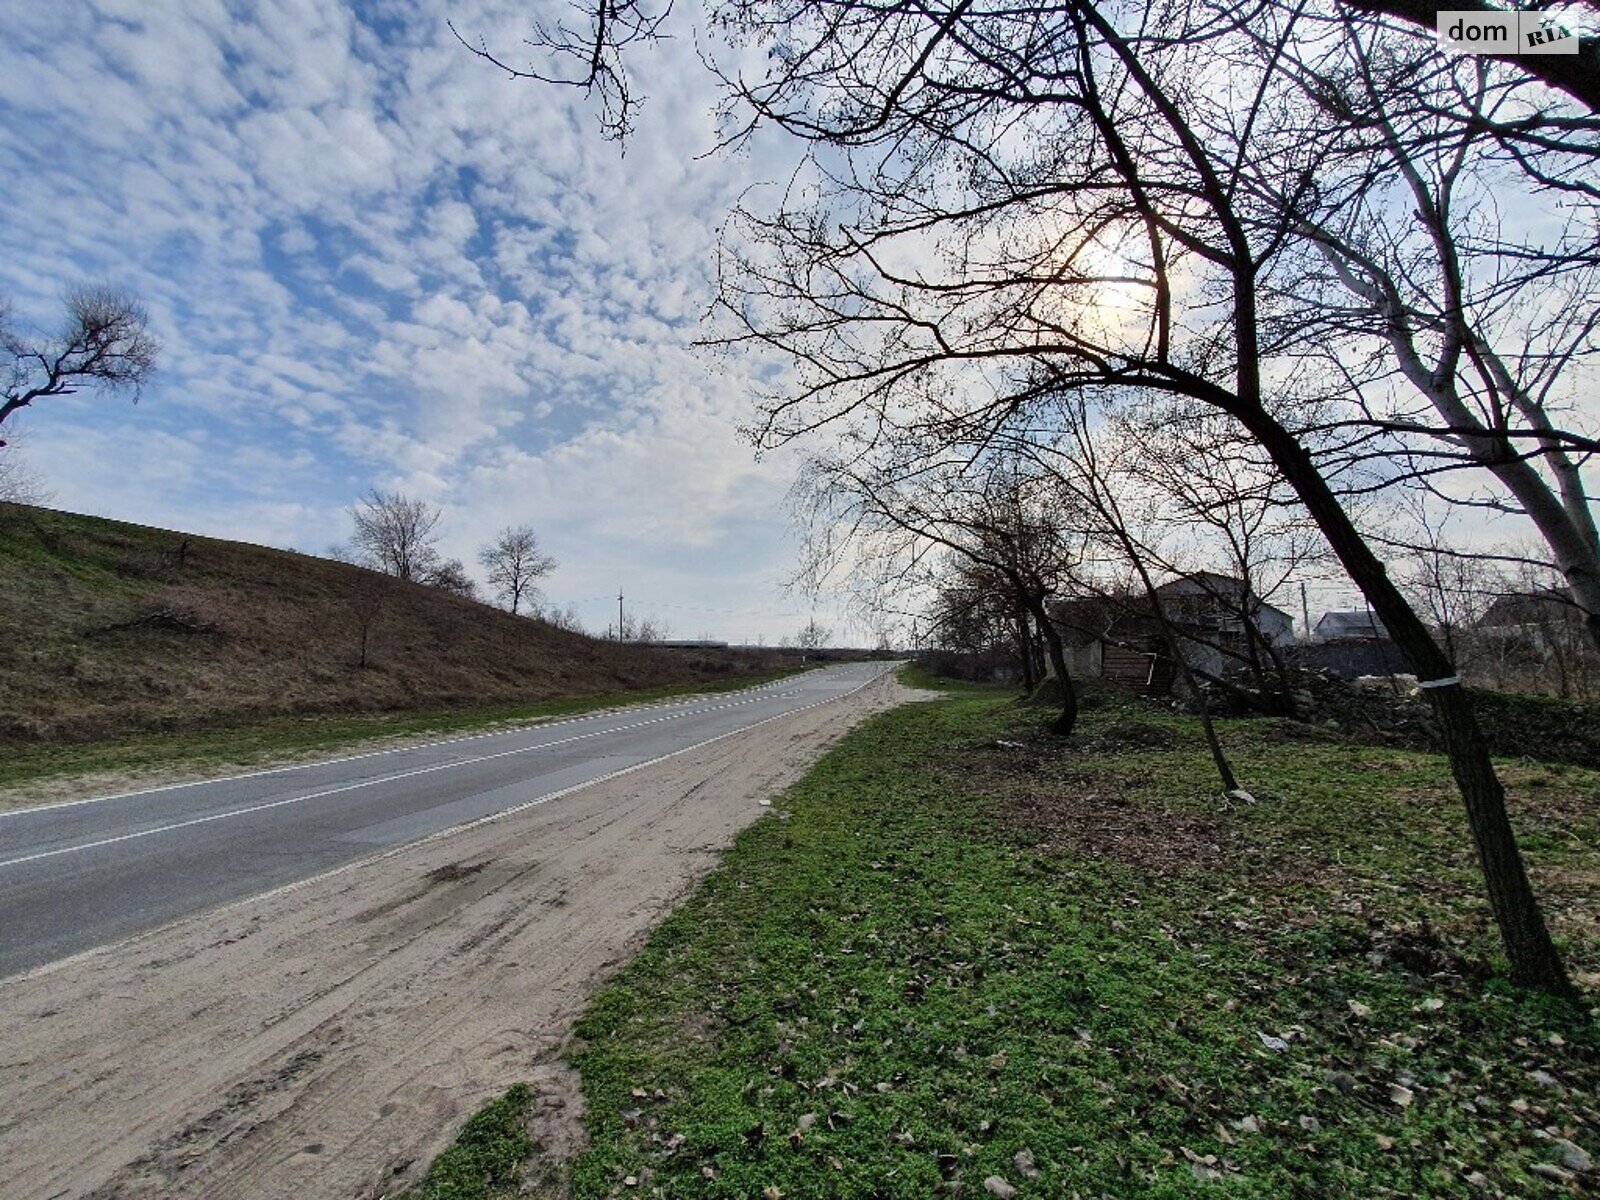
[0,503,794,742]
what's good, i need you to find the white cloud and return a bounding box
[0,0,871,642]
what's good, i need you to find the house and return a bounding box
[1469,586,1596,697]
[1297,608,1400,678]
[1052,573,1294,695]
[1476,588,1577,636]
[1154,572,1295,648]
[1054,595,1172,694]
[1472,587,1586,659]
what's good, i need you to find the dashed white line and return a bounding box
[5,666,892,984]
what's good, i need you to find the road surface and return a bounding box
[0,662,919,1200]
[0,661,889,979]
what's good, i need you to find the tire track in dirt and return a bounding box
[0,671,916,1199]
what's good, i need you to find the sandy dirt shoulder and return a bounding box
[0,672,921,1200]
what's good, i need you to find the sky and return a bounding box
[2,1,1584,646]
[0,0,849,644]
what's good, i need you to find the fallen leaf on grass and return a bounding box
[1014,1147,1039,1179]
[1529,1163,1574,1184]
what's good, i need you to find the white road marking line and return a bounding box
[3,666,892,983]
[0,674,812,820]
[0,671,878,868]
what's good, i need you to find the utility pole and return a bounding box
[1300,581,1311,642]
[617,589,625,641]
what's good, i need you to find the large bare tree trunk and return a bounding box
[1245,409,1574,996]
[1023,592,1078,736]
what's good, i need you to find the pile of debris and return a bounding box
[1186,665,1440,747]
[1187,666,1600,767]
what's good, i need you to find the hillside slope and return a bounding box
[0,504,786,742]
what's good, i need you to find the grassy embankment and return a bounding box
[0,503,798,741]
[0,501,806,798]
[413,665,1598,1198]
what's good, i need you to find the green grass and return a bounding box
[419,675,1599,1198]
[0,669,810,798]
[402,1083,536,1200]
[895,661,1010,693]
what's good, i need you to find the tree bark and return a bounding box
[1015,603,1037,693]
[1023,590,1078,736]
[1241,406,1574,996]
[1142,602,1240,793]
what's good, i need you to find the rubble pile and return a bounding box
[1188,665,1440,746]
[1189,666,1600,768]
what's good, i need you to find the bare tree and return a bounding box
[422,557,479,600]
[929,556,1043,690]
[785,617,831,651]
[478,524,557,615]
[614,611,672,642]
[500,0,1579,991]
[347,576,386,670]
[1395,493,1499,666]
[0,425,52,505]
[1247,16,1600,652]
[348,489,443,582]
[730,0,1573,990]
[1114,404,1324,716]
[799,451,1088,734]
[449,0,666,139]
[540,602,588,634]
[996,409,1248,788]
[0,287,158,439]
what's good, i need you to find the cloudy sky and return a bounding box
[0,0,850,643]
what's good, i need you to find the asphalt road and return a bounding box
[0,662,890,979]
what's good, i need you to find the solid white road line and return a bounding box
[0,675,811,821]
[3,666,891,983]
[0,679,856,868]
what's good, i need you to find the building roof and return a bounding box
[1154,572,1293,624]
[1315,609,1388,640]
[1476,588,1576,628]
[1050,573,1294,646]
